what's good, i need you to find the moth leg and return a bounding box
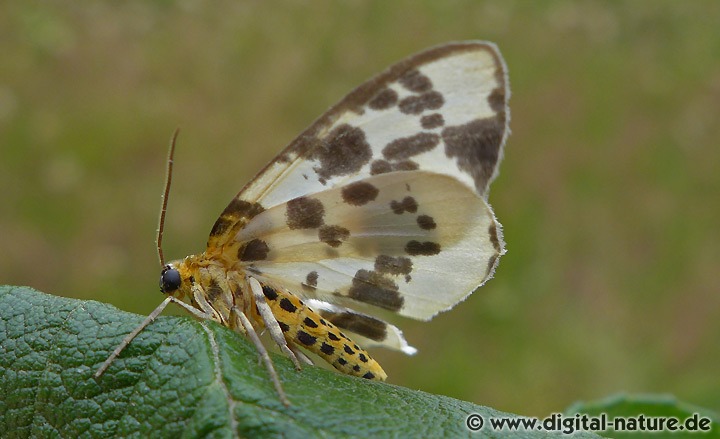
[231,305,291,407]
[191,286,226,323]
[95,295,173,378]
[192,282,291,406]
[247,276,303,371]
[95,295,217,378]
[287,340,315,366]
[170,284,227,324]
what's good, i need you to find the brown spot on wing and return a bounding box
[348,269,403,311]
[319,225,350,248]
[321,310,388,342]
[368,88,398,110]
[486,254,498,277]
[399,69,433,92]
[221,199,265,220]
[342,181,379,206]
[239,239,270,261]
[286,196,325,229]
[208,217,233,238]
[370,159,418,175]
[382,133,440,161]
[305,271,318,288]
[416,215,437,230]
[420,113,444,129]
[209,199,265,237]
[488,86,507,117]
[393,160,419,171]
[489,223,501,251]
[311,124,372,181]
[443,118,504,194]
[405,240,441,256]
[398,91,444,115]
[374,255,413,276]
[390,196,418,214]
[370,160,392,175]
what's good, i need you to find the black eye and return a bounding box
[160,265,182,293]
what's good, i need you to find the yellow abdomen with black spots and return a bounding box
[256,284,387,381]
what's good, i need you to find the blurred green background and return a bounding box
[1,1,718,417]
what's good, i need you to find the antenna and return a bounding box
[157,128,179,267]
[95,129,181,380]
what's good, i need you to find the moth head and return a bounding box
[159,264,182,294]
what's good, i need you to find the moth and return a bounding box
[95,41,509,406]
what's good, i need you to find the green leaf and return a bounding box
[0,286,601,438]
[566,394,720,438]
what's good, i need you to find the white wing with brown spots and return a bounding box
[305,299,418,354]
[233,170,503,321]
[212,41,508,331]
[207,41,508,253]
[270,41,508,203]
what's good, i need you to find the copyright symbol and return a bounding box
[466,413,484,431]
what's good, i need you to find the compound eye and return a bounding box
[160,265,182,293]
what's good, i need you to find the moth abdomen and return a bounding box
[262,286,387,380]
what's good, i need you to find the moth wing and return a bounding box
[206,41,509,251]
[233,170,503,321]
[305,299,417,355]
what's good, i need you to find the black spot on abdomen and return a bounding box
[297,330,317,346]
[262,285,278,301]
[279,298,298,313]
[320,343,335,355]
